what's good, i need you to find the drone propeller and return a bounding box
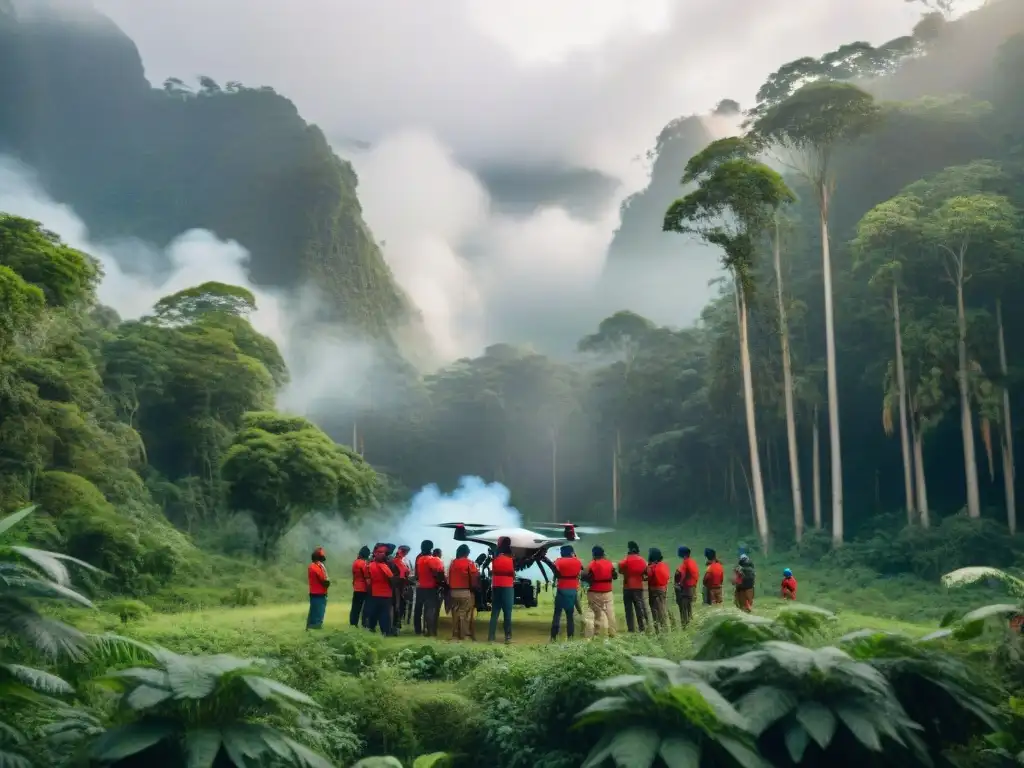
[435,522,494,529]
[533,523,615,535]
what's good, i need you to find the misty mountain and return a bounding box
[0,0,424,347]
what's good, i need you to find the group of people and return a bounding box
[544,543,796,640]
[305,539,799,643]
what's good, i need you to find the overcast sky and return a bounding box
[84,0,930,359]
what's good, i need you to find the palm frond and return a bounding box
[942,567,1024,598]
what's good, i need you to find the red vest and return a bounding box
[588,558,614,592]
[308,562,328,595]
[368,561,394,598]
[704,561,724,587]
[491,554,515,588]
[618,554,646,589]
[647,561,670,589]
[448,557,477,589]
[351,559,368,593]
[553,557,582,590]
[416,554,443,589]
[677,558,699,588]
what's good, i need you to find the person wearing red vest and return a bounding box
[447,543,479,640]
[646,548,671,632]
[618,541,649,633]
[550,545,583,641]
[583,545,617,638]
[365,544,396,635]
[306,546,330,630]
[349,546,371,628]
[781,568,797,600]
[675,546,700,627]
[391,545,411,634]
[488,537,516,643]
[414,539,445,637]
[704,550,725,605]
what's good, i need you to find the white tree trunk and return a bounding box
[997,299,1016,533]
[812,404,822,530]
[774,220,805,541]
[912,418,930,527]
[352,421,358,453]
[819,188,844,544]
[736,284,770,553]
[892,284,915,523]
[955,273,981,518]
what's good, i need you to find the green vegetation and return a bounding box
[3,1,1024,766]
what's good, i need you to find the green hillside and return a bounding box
[0,1,421,342]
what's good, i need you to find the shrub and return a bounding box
[409,693,483,757]
[220,584,263,607]
[100,598,152,624]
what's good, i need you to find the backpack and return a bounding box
[739,565,755,590]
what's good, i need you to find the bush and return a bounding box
[220,584,263,606]
[409,693,484,758]
[100,598,152,624]
[463,643,636,768]
[381,644,503,681]
[322,668,420,760]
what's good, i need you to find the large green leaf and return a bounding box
[835,705,883,751]
[784,723,811,763]
[795,702,836,748]
[125,684,175,710]
[735,685,797,734]
[166,657,219,700]
[105,667,170,688]
[0,507,36,538]
[10,546,99,586]
[658,737,700,768]
[412,752,450,768]
[241,675,316,706]
[0,749,32,768]
[185,729,222,768]
[90,722,175,761]
[715,735,769,768]
[582,732,615,767]
[0,663,73,695]
[609,727,659,767]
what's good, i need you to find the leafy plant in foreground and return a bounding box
[839,629,1002,758]
[691,606,837,661]
[91,646,332,767]
[0,506,98,767]
[574,670,765,768]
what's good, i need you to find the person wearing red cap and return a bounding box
[365,543,397,634]
[306,547,330,630]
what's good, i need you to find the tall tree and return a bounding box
[919,193,1019,518]
[770,216,806,540]
[750,80,882,545]
[851,194,924,523]
[664,137,795,552]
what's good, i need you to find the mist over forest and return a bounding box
[5,1,1024,765]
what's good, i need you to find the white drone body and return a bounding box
[435,522,613,573]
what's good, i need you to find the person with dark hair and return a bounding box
[733,554,756,612]
[550,544,583,641]
[391,545,412,634]
[448,543,479,640]
[488,536,516,643]
[306,547,330,630]
[414,540,445,636]
[365,544,396,634]
[646,548,671,632]
[583,545,617,638]
[618,540,648,633]
[350,546,371,627]
[675,546,699,627]
[704,548,724,604]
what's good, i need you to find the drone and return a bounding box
[434,521,613,607]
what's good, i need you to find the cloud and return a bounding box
[0,155,377,416]
[78,0,927,355]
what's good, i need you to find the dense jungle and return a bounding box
[4,0,1024,766]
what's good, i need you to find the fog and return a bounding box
[0,155,379,417]
[75,0,930,358]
